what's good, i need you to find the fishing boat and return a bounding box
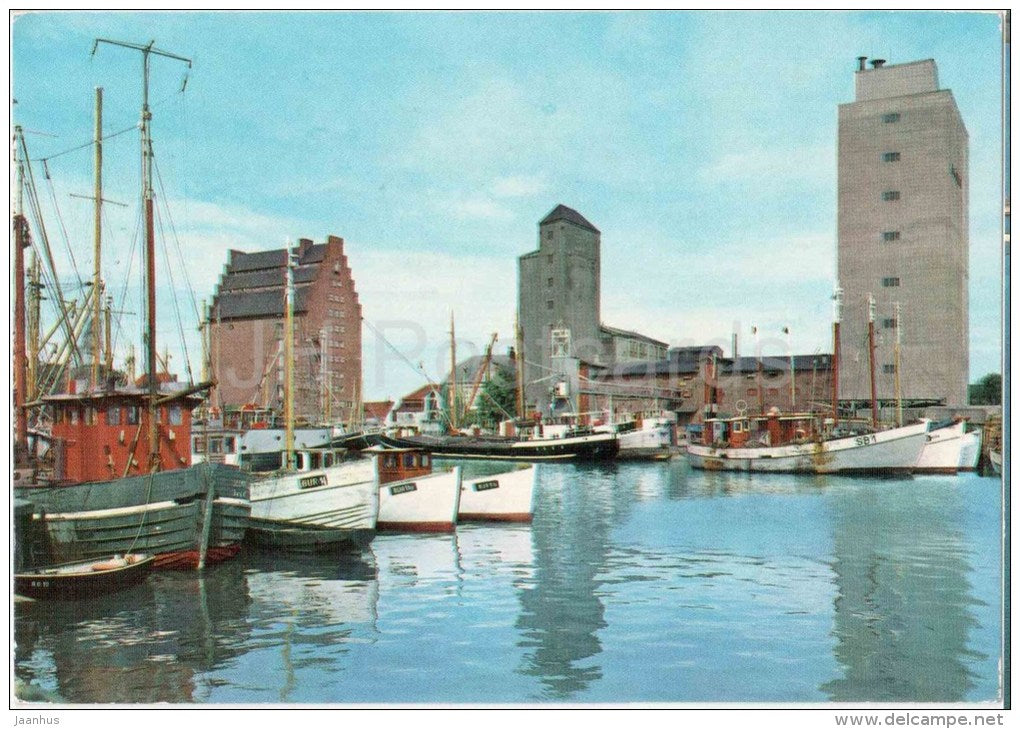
[370,447,462,532]
[376,428,618,462]
[244,248,378,552]
[958,428,983,471]
[594,416,675,460]
[245,452,378,552]
[914,420,967,474]
[459,465,537,522]
[12,41,251,571]
[686,410,929,475]
[686,289,927,475]
[15,554,155,600]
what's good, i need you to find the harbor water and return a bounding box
[13,460,1003,704]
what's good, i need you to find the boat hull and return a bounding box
[15,554,156,600]
[378,432,619,462]
[914,421,966,474]
[377,467,461,532]
[247,460,378,550]
[686,422,929,475]
[958,430,983,471]
[459,465,536,523]
[14,463,251,570]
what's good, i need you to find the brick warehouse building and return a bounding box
[590,346,836,427]
[209,236,361,424]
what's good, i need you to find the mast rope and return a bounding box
[154,194,195,385]
[40,159,85,291]
[361,317,455,430]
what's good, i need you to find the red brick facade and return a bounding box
[209,236,361,425]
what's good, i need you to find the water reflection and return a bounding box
[822,482,983,702]
[14,562,252,703]
[515,463,631,700]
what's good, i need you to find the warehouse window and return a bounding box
[882,364,896,374]
[882,318,897,329]
[882,191,901,201]
[546,300,554,310]
[882,277,901,287]
[882,231,901,242]
[882,112,901,123]
[882,152,901,162]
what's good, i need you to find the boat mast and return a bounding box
[515,315,525,420]
[893,302,903,427]
[27,252,41,404]
[831,285,842,424]
[753,325,764,414]
[93,38,192,472]
[784,325,795,410]
[91,86,103,391]
[867,293,879,429]
[13,132,29,459]
[284,244,296,469]
[449,311,458,431]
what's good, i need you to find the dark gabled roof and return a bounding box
[600,324,668,348]
[727,354,833,374]
[219,266,317,292]
[214,286,312,320]
[539,204,600,234]
[227,242,327,274]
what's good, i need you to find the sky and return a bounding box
[10,10,1006,402]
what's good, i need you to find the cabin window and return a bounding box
[421,454,430,468]
[733,421,743,433]
[169,404,183,425]
[323,453,333,468]
[84,407,98,425]
[403,453,416,468]
[882,318,897,329]
[546,300,554,310]
[224,436,236,452]
[107,406,121,426]
[310,452,322,469]
[384,455,397,469]
[767,388,779,397]
[747,388,757,396]
[882,364,896,374]
[69,408,79,425]
[193,437,205,454]
[209,437,222,454]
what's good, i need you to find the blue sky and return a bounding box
[11,10,1005,401]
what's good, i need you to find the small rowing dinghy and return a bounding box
[15,554,155,600]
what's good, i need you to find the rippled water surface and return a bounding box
[13,461,1003,704]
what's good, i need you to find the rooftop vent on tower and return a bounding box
[870,58,887,68]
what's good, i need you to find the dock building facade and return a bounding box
[837,57,969,407]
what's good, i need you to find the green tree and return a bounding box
[969,373,1002,405]
[469,371,518,430]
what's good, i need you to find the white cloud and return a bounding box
[490,174,548,199]
[698,145,836,187]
